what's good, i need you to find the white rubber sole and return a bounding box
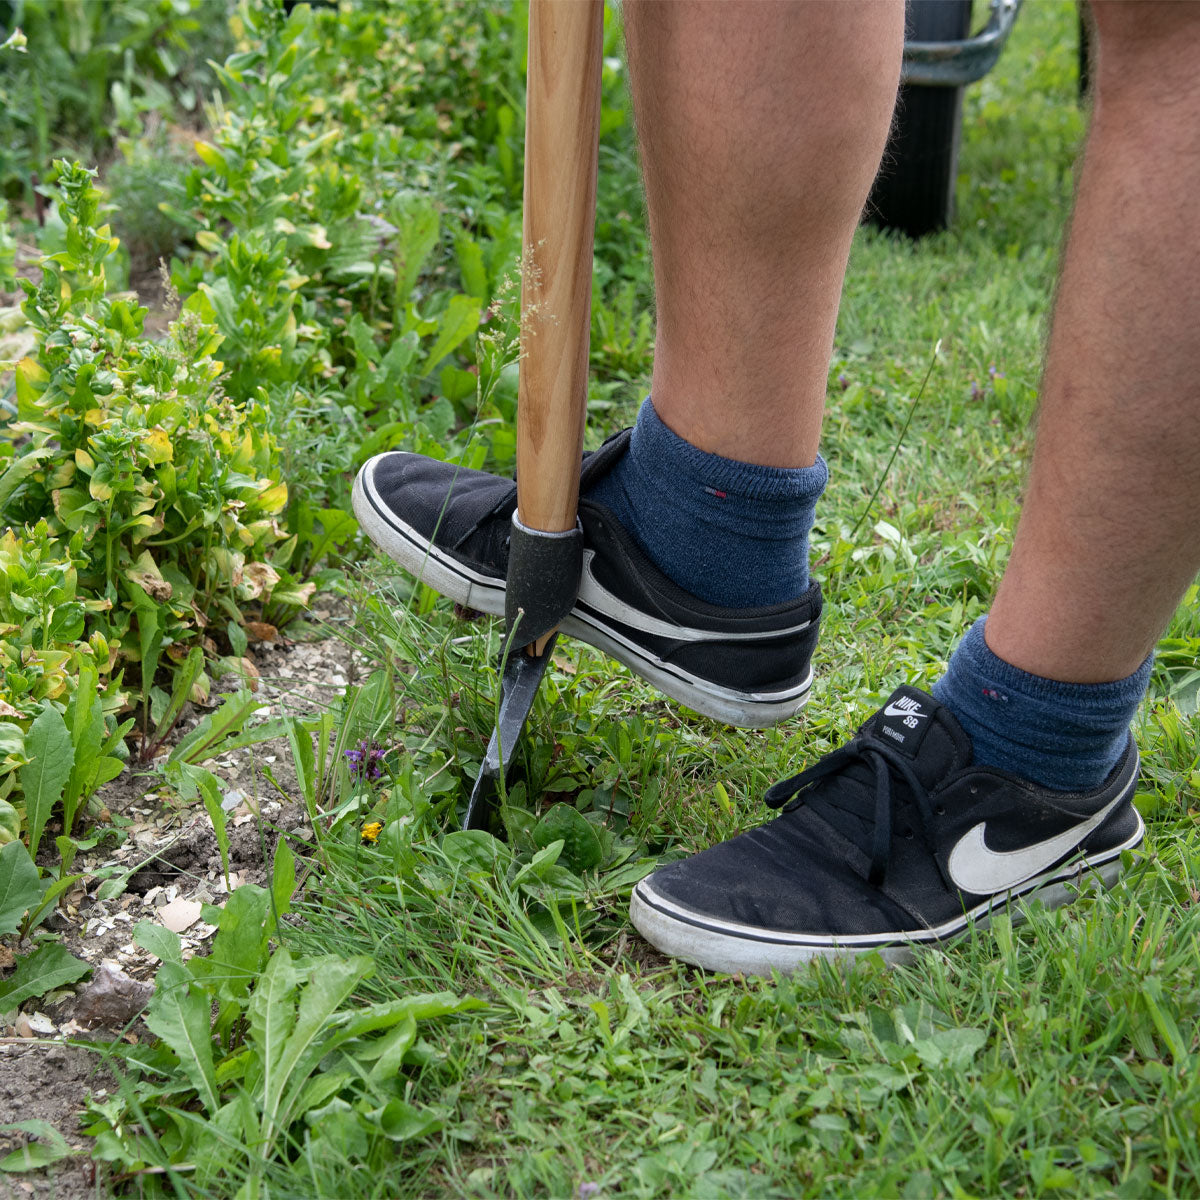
[629,812,1144,975]
[353,467,813,728]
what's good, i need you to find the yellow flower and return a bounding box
[361,821,383,845]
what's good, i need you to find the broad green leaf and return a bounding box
[207,884,273,996]
[511,839,563,887]
[302,507,358,571]
[13,358,48,407]
[266,955,373,1144]
[144,960,219,1114]
[367,1015,417,1082]
[90,756,124,791]
[0,446,54,509]
[197,278,244,348]
[0,943,89,1012]
[455,235,488,300]
[379,330,418,387]
[326,992,480,1044]
[495,104,517,185]
[133,919,183,965]
[304,1097,369,1160]
[442,829,513,873]
[0,799,19,846]
[347,312,380,366]
[19,705,74,859]
[533,804,604,871]
[419,294,481,377]
[0,840,40,936]
[374,1099,442,1143]
[291,1072,354,1127]
[125,582,163,710]
[199,770,230,887]
[62,661,104,836]
[420,396,456,441]
[913,1027,987,1070]
[271,838,295,922]
[440,365,476,405]
[247,948,301,1145]
[390,192,439,299]
[0,1120,72,1172]
[0,722,24,758]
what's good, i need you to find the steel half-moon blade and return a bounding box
[462,632,559,831]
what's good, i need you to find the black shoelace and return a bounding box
[764,738,950,889]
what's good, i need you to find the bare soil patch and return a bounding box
[0,609,367,1195]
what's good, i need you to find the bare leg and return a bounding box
[623,0,903,468]
[986,1,1200,683]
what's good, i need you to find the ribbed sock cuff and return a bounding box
[933,617,1153,791]
[584,397,826,607]
[632,398,829,503]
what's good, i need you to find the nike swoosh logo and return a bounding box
[575,551,812,643]
[947,792,1128,895]
[884,702,927,719]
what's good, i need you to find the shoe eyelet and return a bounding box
[935,805,945,817]
[903,828,914,839]
[969,786,978,796]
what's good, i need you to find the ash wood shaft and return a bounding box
[516,0,604,534]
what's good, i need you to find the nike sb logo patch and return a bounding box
[876,689,936,757]
[884,696,928,729]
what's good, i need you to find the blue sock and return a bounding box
[932,617,1153,791]
[585,398,827,607]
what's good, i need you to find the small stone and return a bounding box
[73,961,154,1027]
[222,788,247,813]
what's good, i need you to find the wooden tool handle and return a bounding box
[516,0,604,534]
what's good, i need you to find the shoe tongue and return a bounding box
[864,686,971,783]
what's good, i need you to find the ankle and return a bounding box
[932,618,1153,791]
[584,398,826,607]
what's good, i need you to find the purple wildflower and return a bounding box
[345,738,387,783]
[837,373,849,390]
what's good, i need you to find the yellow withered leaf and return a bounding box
[15,357,48,405]
[257,482,288,514]
[193,141,227,171]
[143,427,173,464]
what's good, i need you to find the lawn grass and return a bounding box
[254,3,1200,1196]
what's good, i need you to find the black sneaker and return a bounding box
[352,430,822,727]
[630,685,1143,972]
